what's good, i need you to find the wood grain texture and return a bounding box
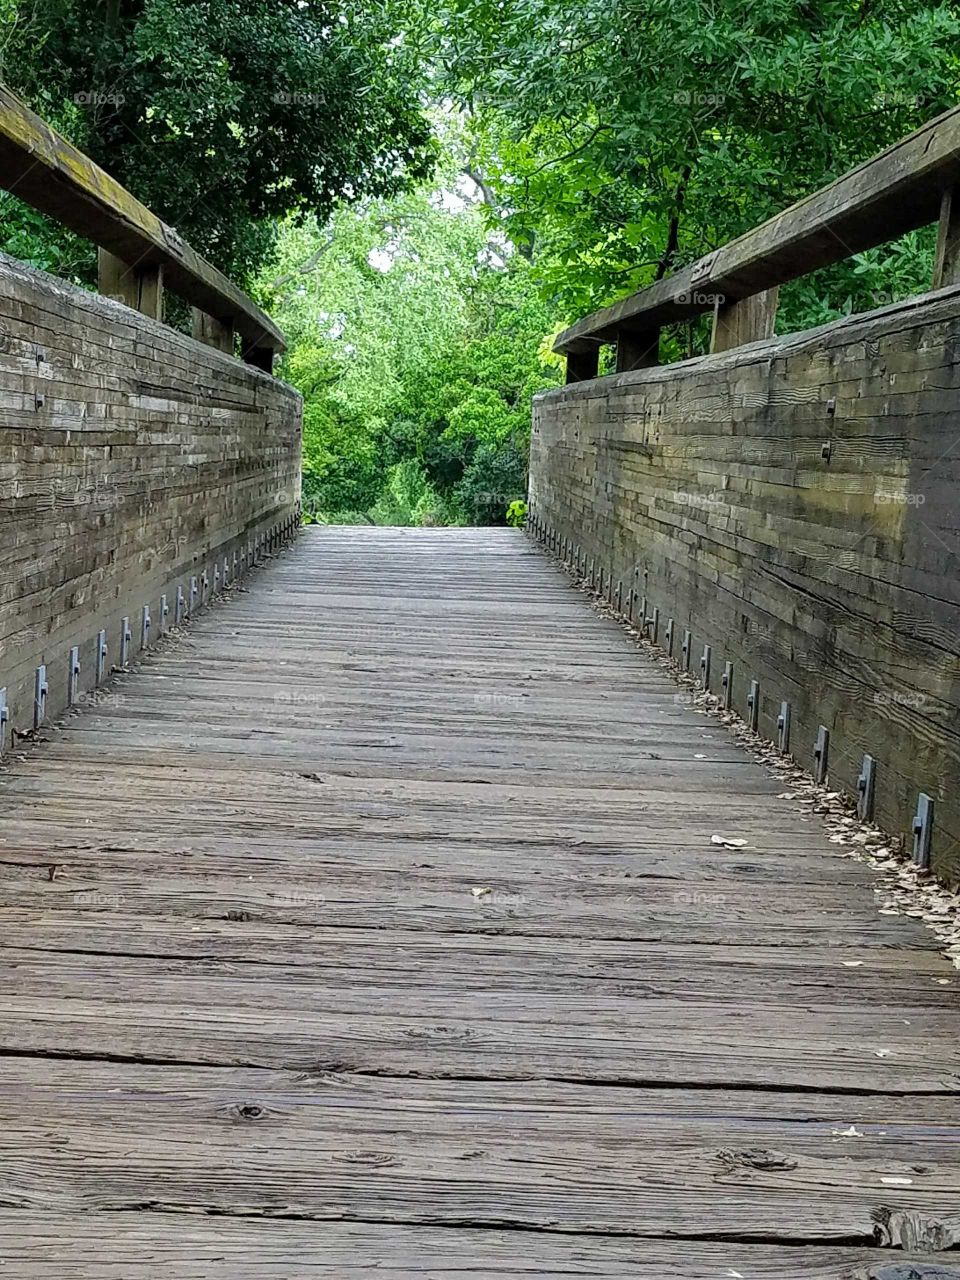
[533,291,960,880]
[2,1215,959,1279]
[0,249,301,742]
[0,527,957,1275]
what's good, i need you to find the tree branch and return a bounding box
[463,166,499,210]
[655,164,692,281]
[524,123,609,179]
[267,233,335,291]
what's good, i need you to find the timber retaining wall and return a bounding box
[530,288,960,882]
[0,252,301,741]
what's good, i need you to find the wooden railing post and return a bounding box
[192,308,235,354]
[710,287,779,354]
[933,188,960,288]
[98,249,164,322]
[615,327,659,372]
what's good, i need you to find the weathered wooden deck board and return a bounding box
[1,1216,955,1280]
[0,526,958,1275]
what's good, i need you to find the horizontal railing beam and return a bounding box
[0,83,284,364]
[555,103,960,358]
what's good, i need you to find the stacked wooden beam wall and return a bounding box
[0,252,301,742]
[530,288,960,882]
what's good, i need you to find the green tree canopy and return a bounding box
[0,0,433,282]
[434,0,960,324]
[261,130,560,524]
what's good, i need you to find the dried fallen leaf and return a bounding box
[470,886,492,898]
[880,1175,913,1186]
[840,960,864,968]
[711,834,748,848]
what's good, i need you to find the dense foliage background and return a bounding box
[259,130,560,524]
[1,0,958,521]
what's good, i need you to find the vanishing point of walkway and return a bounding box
[0,527,957,1276]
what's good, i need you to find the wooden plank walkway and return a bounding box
[0,525,958,1277]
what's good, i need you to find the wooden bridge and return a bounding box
[1,85,960,1276]
[0,527,957,1275]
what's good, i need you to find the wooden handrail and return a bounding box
[555,103,960,377]
[0,83,284,367]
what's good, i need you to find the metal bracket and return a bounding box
[615,579,622,612]
[214,562,221,593]
[190,576,199,615]
[34,664,48,728]
[664,618,674,655]
[813,725,830,784]
[777,700,791,753]
[201,568,210,603]
[96,630,108,683]
[912,793,935,869]
[141,605,151,649]
[747,679,760,732]
[720,661,733,710]
[0,687,8,754]
[176,585,186,625]
[67,645,81,705]
[645,606,660,645]
[700,644,711,689]
[120,617,132,666]
[856,754,876,821]
[159,594,170,634]
[681,629,691,671]
[223,555,230,586]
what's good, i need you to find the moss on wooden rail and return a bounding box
[0,82,284,366]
